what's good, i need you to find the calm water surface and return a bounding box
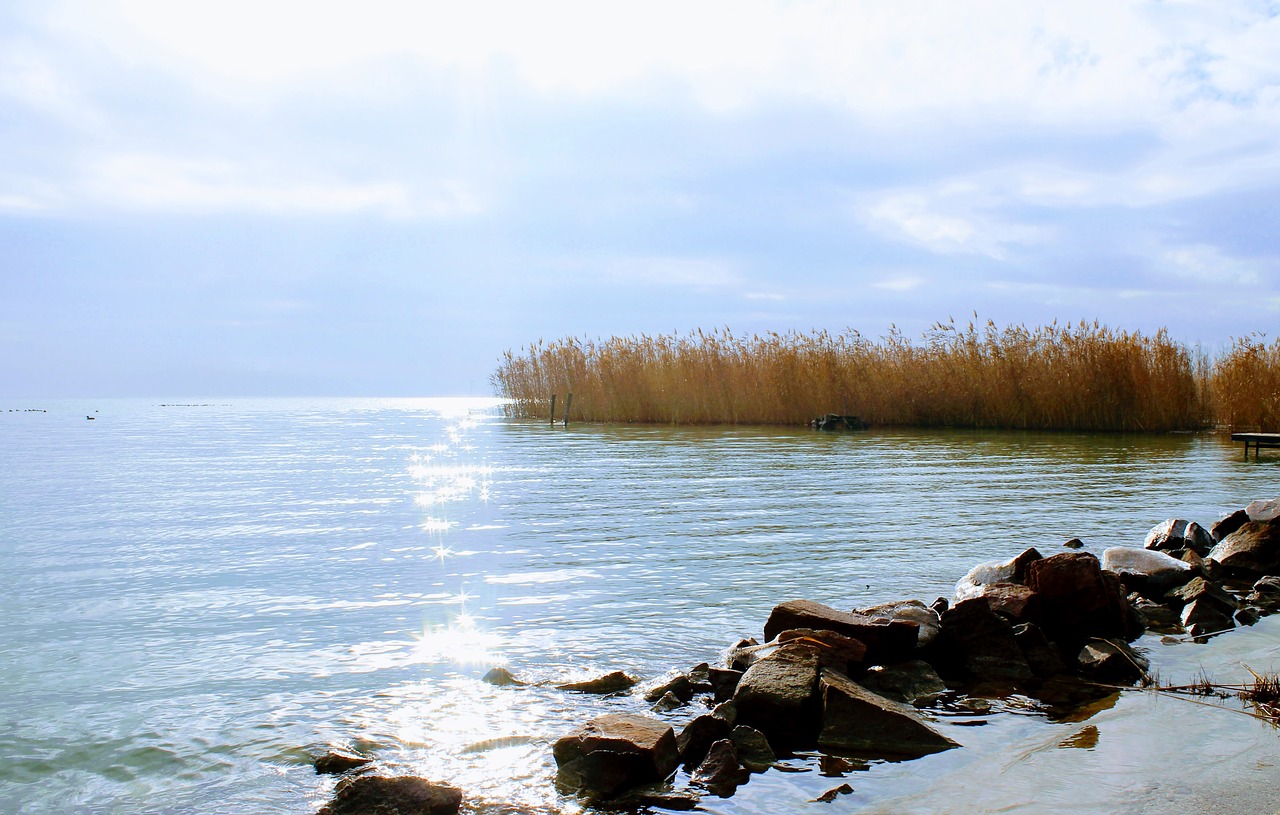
[1,398,1277,814]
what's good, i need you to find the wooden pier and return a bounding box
[1232,432,1280,461]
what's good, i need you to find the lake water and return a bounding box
[2,398,1278,814]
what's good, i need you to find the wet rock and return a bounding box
[1144,519,1215,557]
[691,738,748,796]
[711,699,737,725]
[726,638,762,672]
[313,749,373,775]
[553,714,678,800]
[930,597,949,615]
[1163,576,1238,610]
[1025,552,1139,648]
[651,691,684,712]
[816,669,960,759]
[813,783,855,803]
[1212,509,1250,542]
[971,583,1041,625]
[1063,538,1085,549]
[555,671,637,694]
[1075,639,1149,684]
[1181,597,1235,638]
[763,600,918,665]
[953,548,1043,601]
[730,725,775,772]
[859,600,942,649]
[776,628,868,674]
[1246,575,1280,610]
[932,597,1033,682]
[676,714,733,767]
[643,674,694,704]
[318,775,462,815]
[857,660,947,705]
[1012,622,1067,679]
[481,666,524,687]
[1101,547,1194,597]
[1207,521,1280,576]
[1236,606,1262,627]
[1129,596,1184,635]
[708,668,743,701]
[732,642,823,749]
[613,787,701,811]
[1246,498,1280,522]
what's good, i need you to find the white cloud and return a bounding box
[1161,244,1263,286]
[860,184,1047,259]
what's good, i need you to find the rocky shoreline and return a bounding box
[310,498,1280,815]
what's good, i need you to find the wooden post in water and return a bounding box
[549,394,556,426]
[563,393,573,427]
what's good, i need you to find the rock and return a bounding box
[813,783,855,802]
[1144,519,1215,557]
[816,669,960,759]
[732,642,823,749]
[708,668,743,701]
[712,700,737,724]
[726,638,762,672]
[930,597,949,614]
[859,600,942,648]
[1246,498,1280,522]
[730,725,775,772]
[555,671,637,694]
[318,776,462,815]
[953,548,1043,601]
[1075,640,1149,684]
[763,600,918,665]
[1212,509,1250,541]
[676,714,733,767]
[1236,606,1262,627]
[313,749,373,775]
[1181,597,1235,638]
[644,674,694,703]
[651,692,684,712]
[553,714,678,799]
[1012,622,1067,679]
[1129,597,1184,635]
[932,597,1033,682]
[1207,521,1280,575]
[613,787,701,811]
[776,628,868,674]
[1063,538,1085,549]
[1163,576,1238,610]
[1246,575,1280,610]
[1025,552,1139,648]
[481,666,524,687]
[857,660,947,704]
[691,739,747,796]
[971,583,1041,624]
[1101,547,1195,596]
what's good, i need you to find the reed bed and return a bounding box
[492,321,1278,432]
[1211,334,1280,432]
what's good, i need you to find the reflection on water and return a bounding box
[1,398,1277,814]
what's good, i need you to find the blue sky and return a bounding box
[2,1,1278,397]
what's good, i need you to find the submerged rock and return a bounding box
[318,775,462,815]
[481,666,524,687]
[553,714,678,800]
[555,671,637,694]
[816,669,959,759]
[313,749,373,775]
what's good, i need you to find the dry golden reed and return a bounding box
[492,320,1278,432]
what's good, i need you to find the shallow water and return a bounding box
[1,398,1277,814]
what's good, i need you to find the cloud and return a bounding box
[860,185,1047,259]
[599,256,740,289]
[1160,244,1263,286]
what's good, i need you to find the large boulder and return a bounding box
[1212,509,1250,542]
[762,600,917,665]
[954,548,1043,601]
[858,600,942,648]
[931,597,1033,682]
[318,776,462,815]
[970,583,1041,625]
[1101,546,1194,596]
[1246,498,1280,522]
[816,669,959,759]
[1207,521,1280,575]
[553,714,678,799]
[1025,552,1139,648]
[1144,519,1215,557]
[732,642,823,749]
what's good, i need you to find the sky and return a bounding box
[2,0,1279,397]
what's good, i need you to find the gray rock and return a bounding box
[1102,547,1194,595]
[953,548,1043,601]
[1181,597,1235,638]
[816,669,960,759]
[1246,498,1280,522]
[857,660,947,705]
[1144,519,1215,556]
[858,599,942,648]
[1129,597,1184,635]
[1208,521,1280,575]
[651,691,684,712]
[1075,640,1149,684]
[691,739,747,796]
[1246,575,1280,610]
[732,642,823,749]
[730,725,775,772]
[553,714,678,799]
[555,671,637,694]
[763,600,918,665]
[318,776,462,815]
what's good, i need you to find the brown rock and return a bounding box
[313,749,373,775]
[763,600,917,665]
[1207,521,1280,575]
[933,597,1033,682]
[1212,509,1250,542]
[972,583,1041,624]
[816,669,959,759]
[555,671,637,694]
[553,714,678,799]
[1025,552,1136,648]
[676,714,733,767]
[730,725,775,772]
[318,776,462,815]
[777,628,868,674]
[732,642,823,749]
[1075,640,1149,684]
[691,739,747,796]
[858,600,942,648]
